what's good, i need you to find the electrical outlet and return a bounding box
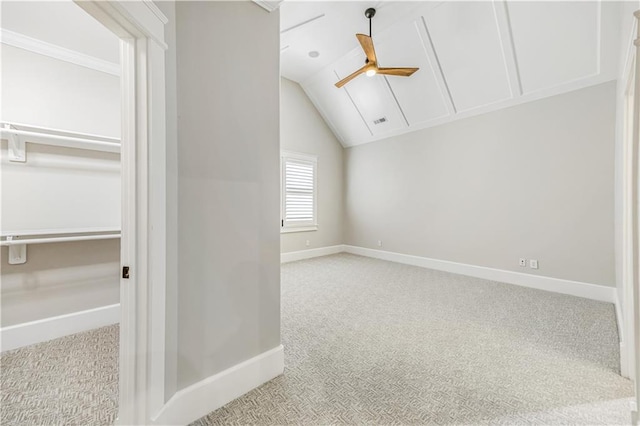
[519,258,526,267]
[530,259,539,269]
[377,240,382,247]
[305,240,310,247]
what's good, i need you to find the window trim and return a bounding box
[281,150,318,233]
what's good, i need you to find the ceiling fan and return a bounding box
[335,8,419,88]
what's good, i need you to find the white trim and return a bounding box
[616,293,629,378]
[343,246,616,303]
[281,150,317,163]
[252,0,284,12]
[152,345,284,426]
[631,10,640,422]
[0,29,120,76]
[281,245,345,263]
[616,292,625,344]
[143,0,169,25]
[73,1,168,423]
[0,304,120,352]
[282,245,617,303]
[281,225,318,234]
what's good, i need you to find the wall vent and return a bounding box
[373,117,387,125]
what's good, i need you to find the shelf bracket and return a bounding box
[6,236,27,264]
[3,124,26,162]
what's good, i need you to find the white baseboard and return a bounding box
[0,303,120,352]
[343,246,616,303]
[281,244,345,263]
[614,293,629,378]
[153,345,284,425]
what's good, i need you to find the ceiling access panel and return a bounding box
[506,1,600,95]
[372,16,450,127]
[333,49,406,138]
[302,66,373,147]
[423,1,513,113]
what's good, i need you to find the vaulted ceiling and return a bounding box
[280,1,623,147]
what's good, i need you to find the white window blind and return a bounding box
[281,152,317,231]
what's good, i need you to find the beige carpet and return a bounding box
[0,324,118,425]
[1,253,634,425]
[194,254,633,425]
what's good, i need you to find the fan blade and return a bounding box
[356,34,377,64]
[377,67,419,77]
[335,65,368,88]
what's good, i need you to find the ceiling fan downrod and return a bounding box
[365,8,376,38]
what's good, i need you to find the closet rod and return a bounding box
[1,128,120,153]
[1,233,121,246]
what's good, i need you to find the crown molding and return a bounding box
[253,0,284,13]
[143,0,168,24]
[0,28,120,76]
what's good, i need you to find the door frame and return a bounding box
[623,9,640,424]
[632,10,640,423]
[73,2,168,424]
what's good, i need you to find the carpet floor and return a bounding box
[0,253,634,425]
[0,324,119,425]
[194,254,633,425]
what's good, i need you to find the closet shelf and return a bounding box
[1,122,120,162]
[1,229,121,265]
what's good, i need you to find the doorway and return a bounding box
[1,1,168,424]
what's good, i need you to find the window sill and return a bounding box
[281,226,318,234]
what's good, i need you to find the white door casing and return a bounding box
[72,2,168,424]
[632,9,640,425]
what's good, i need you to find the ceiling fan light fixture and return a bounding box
[334,8,419,88]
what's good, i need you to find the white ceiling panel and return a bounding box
[423,1,512,112]
[373,18,450,127]
[302,69,372,147]
[281,1,425,82]
[507,1,599,94]
[334,51,406,137]
[284,1,623,148]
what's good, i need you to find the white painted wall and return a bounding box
[344,82,617,287]
[1,241,120,326]
[0,45,120,326]
[280,78,343,253]
[175,1,281,391]
[1,45,120,137]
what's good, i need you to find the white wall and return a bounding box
[175,1,281,391]
[280,78,343,253]
[0,45,120,326]
[344,82,617,287]
[1,241,120,326]
[1,45,120,137]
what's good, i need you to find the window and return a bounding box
[281,151,317,233]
